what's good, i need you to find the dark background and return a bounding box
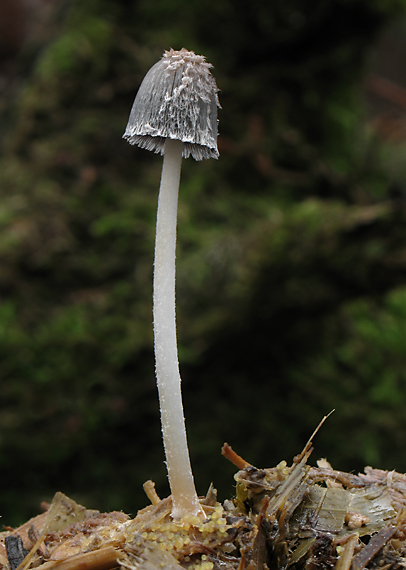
[1,0,406,525]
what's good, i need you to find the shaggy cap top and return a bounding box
[123,48,220,161]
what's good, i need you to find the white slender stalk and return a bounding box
[153,138,203,519]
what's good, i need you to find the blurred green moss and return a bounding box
[1,0,406,525]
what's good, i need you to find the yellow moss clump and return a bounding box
[188,557,214,570]
[132,503,230,570]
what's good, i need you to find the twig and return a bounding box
[38,546,121,570]
[143,480,161,506]
[221,443,252,469]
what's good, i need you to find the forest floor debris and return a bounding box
[2,439,406,570]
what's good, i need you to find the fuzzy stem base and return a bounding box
[153,138,203,519]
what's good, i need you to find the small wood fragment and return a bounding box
[122,535,183,570]
[335,534,358,570]
[142,480,161,506]
[293,410,334,465]
[202,483,217,507]
[39,546,121,570]
[5,536,29,570]
[222,443,252,469]
[351,526,397,570]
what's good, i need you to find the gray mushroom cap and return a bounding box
[123,48,220,161]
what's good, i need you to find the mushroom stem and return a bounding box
[153,137,203,519]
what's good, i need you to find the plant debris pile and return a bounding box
[2,443,406,570]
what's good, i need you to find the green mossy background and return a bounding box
[1,0,406,525]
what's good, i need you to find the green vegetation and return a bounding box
[1,0,406,525]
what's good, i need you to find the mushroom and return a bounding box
[123,48,220,519]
